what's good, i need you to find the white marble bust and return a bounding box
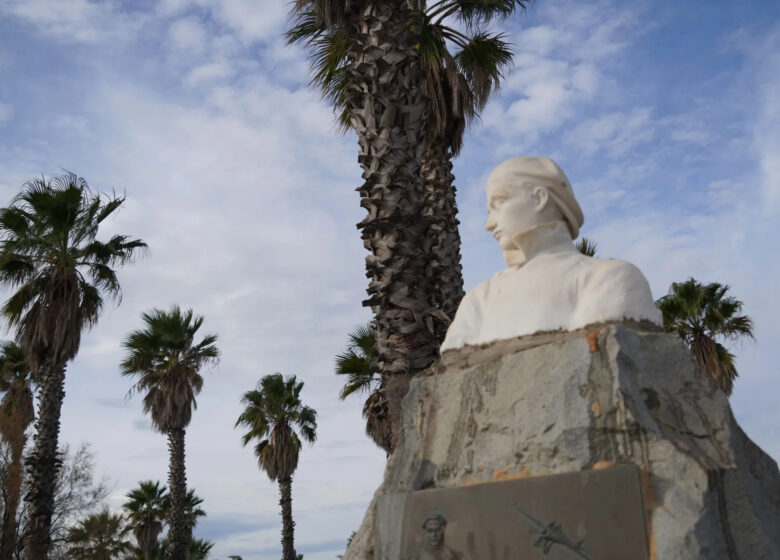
[440,157,662,352]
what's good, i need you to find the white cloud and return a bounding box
[0,102,12,124]
[0,0,142,44]
[565,107,655,157]
[752,31,780,205]
[167,16,209,53]
[203,0,289,44]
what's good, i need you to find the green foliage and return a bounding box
[66,507,133,560]
[180,488,207,532]
[236,374,317,482]
[334,324,391,452]
[334,324,379,399]
[153,537,214,560]
[120,306,219,432]
[0,340,35,434]
[656,278,754,395]
[287,0,522,154]
[123,480,168,558]
[575,237,597,257]
[0,173,146,370]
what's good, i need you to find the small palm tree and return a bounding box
[334,324,391,453]
[0,173,146,558]
[186,538,213,560]
[66,507,133,560]
[575,237,598,257]
[155,537,213,560]
[236,374,317,560]
[177,488,206,534]
[0,341,35,560]
[656,278,754,395]
[123,480,169,560]
[121,306,219,560]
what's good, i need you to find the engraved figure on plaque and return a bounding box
[412,513,461,560]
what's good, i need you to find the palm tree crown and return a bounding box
[236,374,317,482]
[334,323,379,400]
[334,324,391,452]
[121,306,219,432]
[66,507,133,560]
[656,278,754,395]
[288,0,518,150]
[0,341,35,436]
[123,480,169,560]
[0,173,146,371]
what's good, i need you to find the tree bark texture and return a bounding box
[0,429,26,560]
[23,362,66,560]
[347,1,440,447]
[166,428,189,560]
[278,476,296,560]
[421,141,465,341]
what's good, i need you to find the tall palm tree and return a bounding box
[0,173,146,558]
[656,278,754,395]
[123,481,169,560]
[120,306,219,560]
[235,374,317,560]
[287,1,439,425]
[66,507,133,560]
[288,0,526,447]
[0,341,35,560]
[334,324,391,452]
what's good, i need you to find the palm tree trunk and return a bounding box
[421,141,465,341]
[167,427,189,560]
[23,362,66,560]
[348,0,438,450]
[278,476,295,560]
[0,433,25,560]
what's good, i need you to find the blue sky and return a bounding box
[0,1,779,558]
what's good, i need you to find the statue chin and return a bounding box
[440,158,662,352]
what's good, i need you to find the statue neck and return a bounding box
[503,221,576,267]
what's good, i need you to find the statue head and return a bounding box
[421,512,447,550]
[485,157,584,251]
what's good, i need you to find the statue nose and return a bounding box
[486,213,496,232]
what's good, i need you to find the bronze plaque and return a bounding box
[377,466,648,560]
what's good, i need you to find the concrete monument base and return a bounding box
[344,324,780,560]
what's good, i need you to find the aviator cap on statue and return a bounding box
[488,156,585,239]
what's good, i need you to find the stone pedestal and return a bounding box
[345,325,780,560]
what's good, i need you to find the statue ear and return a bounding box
[532,186,549,212]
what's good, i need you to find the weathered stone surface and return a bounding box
[344,324,780,560]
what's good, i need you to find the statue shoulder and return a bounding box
[571,256,662,327]
[576,257,650,289]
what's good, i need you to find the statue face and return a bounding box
[423,519,444,548]
[485,176,545,251]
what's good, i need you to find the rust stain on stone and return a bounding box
[639,469,659,560]
[591,401,602,418]
[586,327,602,353]
[592,460,616,470]
[456,465,534,487]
